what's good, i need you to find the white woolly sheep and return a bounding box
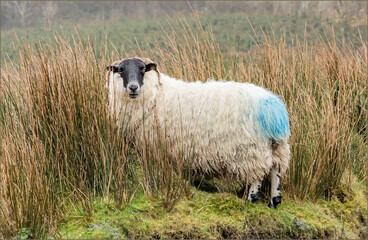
[106,57,291,208]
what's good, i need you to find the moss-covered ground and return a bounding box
[58,180,367,239]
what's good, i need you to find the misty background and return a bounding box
[1,1,367,61]
[1,1,367,30]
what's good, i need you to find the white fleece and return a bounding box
[107,67,290,183]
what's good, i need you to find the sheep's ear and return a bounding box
[106,66,118,72]
[145,63,157,72]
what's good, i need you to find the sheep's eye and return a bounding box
[141,67,146,72]
[118,69,123,73]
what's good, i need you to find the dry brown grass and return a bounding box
[1,17,367,238]
[0,34,135,237]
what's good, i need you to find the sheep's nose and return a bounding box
[129,85,138,92]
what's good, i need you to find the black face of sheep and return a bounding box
[106,58,157,99]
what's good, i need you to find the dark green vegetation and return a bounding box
[1,3,367,239]
[59,181,367,239]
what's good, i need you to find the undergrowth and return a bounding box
[58,183,367,239]
[0,15,367,238]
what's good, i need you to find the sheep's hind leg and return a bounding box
[268,164,282,209]
[247,180,262,203]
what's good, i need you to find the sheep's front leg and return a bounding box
[268,164,282,209]
[247,180,262,203]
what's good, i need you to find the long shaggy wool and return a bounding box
[107,63,290,183]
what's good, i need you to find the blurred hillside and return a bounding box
[1,1,367,62]
[1,1,367,31]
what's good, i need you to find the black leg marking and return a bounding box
[249,192,260,203]
[247,180,262,203]
[269,164,282,209]
[268,195,282,209]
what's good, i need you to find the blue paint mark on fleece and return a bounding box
[258,95,290,140]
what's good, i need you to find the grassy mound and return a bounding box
[59,180,367,239]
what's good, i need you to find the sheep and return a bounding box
[106,57,291,208]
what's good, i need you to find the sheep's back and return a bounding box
[144,75,290,181]
[157,78,276,154]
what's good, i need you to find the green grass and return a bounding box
[58,182,367,239]
[1,12,367,239]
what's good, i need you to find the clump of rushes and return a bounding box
[0,15,367,238]
[0,34,137,237]
[138,125,194,210]
[128,15,367,200]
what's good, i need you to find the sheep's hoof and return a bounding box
[247,192,260,203]
[268,196,282,209]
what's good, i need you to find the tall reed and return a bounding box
[1,16,367,238]
[127,18,367,200]
[0,34,136,237]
